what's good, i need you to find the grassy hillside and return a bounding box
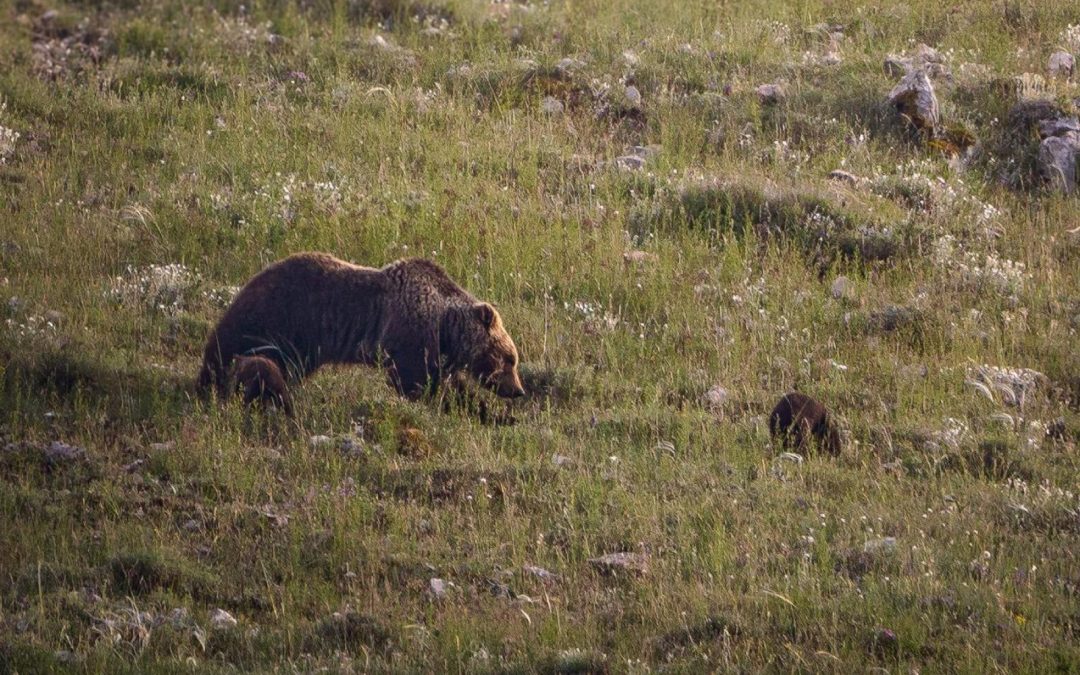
[1,0,1079,671]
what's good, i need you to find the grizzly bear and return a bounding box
[231,355,292,415]
[769,392,842,456]
[197,253,525,408]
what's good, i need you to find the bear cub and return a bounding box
[769,391,842,456]
[197,252,525,411]
[231,355,292,415]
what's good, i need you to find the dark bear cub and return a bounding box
[197,253,525,412]
[231,355,292,415]
[769,392,842,456]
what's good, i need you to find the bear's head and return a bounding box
[448,302,525,398]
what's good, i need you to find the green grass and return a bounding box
[2,0,1079,671]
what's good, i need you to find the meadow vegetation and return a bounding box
[1,0,1079,671]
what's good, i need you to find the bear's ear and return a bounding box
[472,302,497,329]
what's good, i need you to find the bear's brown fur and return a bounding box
[197,253,525,406]
[231,355,292,415]
[768,392,842,456]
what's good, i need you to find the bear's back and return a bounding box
[379,258,475,307]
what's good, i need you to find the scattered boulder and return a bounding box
[1036,117,1080,193]
[44,441,84,465]
[756,83,785,105]
[622,250,656,264]
[540,96,564,115]
[884,44,949,80]
[888,70,940,132]
[831,276,854,300]
[702,385,729,413]
[1048,51,1075,79]
[428,577,449,599]
[210,608,237,629]
[966,365,1048,408]
[523,565,559,583]
[867,304,920,333]
[827,169,863,185]
[588,551,649,576]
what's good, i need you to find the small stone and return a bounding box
[827,169,862,184]
[555,57,585,77]
[702,385,729,411]
[1048,51,1075,79]
[613,155,646,171]
[210,609,237,629]
[621,50,639,66]
[309,435,333,448]
[429,577,448,599]
[831,276,854,300]
[54,650,78,665]
[863,537,897,554]
[872,628,899,656]
[627,144,661,159]
[182,519,201,532]
[122,459,146,473]
[149,441,176,452]
[622,250,656,264]
[884,55,912,78]
[551,453,572,467]
[523,565,559,583]
[540,96,564,115]
[623,85,642,107]
[44,441,84,463]
[588,551,649,575]
[755,83,785,105]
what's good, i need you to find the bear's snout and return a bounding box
[496,371,526,399]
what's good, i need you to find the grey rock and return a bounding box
[555,57,586,78]
[755,83,785,105]
[588,551,649,575]
[523,565,559,583]
[702,385,729,411]
[1038,133,1080,193]
[1037,116,1080,138]
[613,155,646,171]
[1048,51,1075,79]
[623,85,642,107]
[44,441,84,463]
[540,96,564,115]
[888,70,939,131]
[827,169,863,184]
[863,537,898,554]
[884,55,912,78]
[831,276,854,300]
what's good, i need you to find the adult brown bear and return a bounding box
[197,253,525,408]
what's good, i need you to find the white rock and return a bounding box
[210,609,237,629]
[429,577,448,599]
